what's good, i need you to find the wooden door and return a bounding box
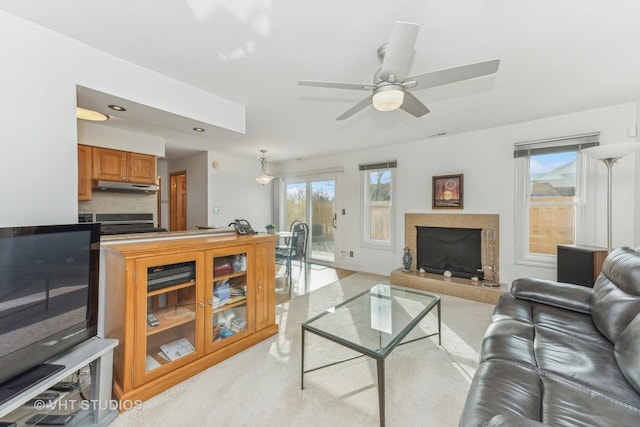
[170,171,187,231]
[77,144,92,200]
[92,147,127,181]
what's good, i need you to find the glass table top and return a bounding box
[302,284,440,358]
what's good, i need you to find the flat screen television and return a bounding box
[0,223,100,399]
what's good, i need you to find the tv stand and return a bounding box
[0,364,66,406]
[0,338,118,427]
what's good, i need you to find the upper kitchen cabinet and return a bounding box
[127,152,157,184]
[92,147,157,184]
[78,144,93,200]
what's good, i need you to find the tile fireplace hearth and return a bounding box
[390,269,504,304]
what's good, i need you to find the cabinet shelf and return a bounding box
[147,280,195,297]
[213,270,246,281]
[147,306,196,335]
[213,296,246,313]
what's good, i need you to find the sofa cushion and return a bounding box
[591,246,640,343]
[541,374,640,426]
[614,313,640,394]
[491,293,533,323]
[531,304,612,348]
[459,360,542,427]
[534,327,640,408]
[484,414,548,427]
[480,320,535,365]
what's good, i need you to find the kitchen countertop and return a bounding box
[100,227,236,243]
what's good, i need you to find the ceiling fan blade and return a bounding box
[299,80,375,91]
[379,22,420,80]
[403,59,500,90]
[336,96,373,120]
[400,91,429,117]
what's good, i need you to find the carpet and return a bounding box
[110,272,494,427]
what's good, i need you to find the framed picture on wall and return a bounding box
[432,174,464,209]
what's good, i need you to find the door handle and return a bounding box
[333,213,337,229]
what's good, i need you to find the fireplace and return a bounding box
[416,226,484,279]
[391,213,503,304]
[403,213,499,283]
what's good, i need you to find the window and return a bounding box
[514,133,599,266]
[360,161,396,249]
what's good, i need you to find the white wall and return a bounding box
[165,151,272,231]
[206,151,272,229]
[77,121,166,157]
[635,102,640,248]
[0,11,243,226]
[274,103,638,284]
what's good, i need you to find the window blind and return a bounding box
[513,132,600,158]
[359,160,397,170]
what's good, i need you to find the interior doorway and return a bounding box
[284,176,337,264]
[170,171,187,231]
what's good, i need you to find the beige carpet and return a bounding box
[110,273,495,427]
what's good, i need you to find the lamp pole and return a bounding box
[601,157,618,253]
[582,141,640,253]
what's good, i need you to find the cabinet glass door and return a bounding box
[135,254,204,385]
[206,247,254,352]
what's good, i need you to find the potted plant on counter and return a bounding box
[265,224,278,234]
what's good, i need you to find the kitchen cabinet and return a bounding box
[92,147,156,184]
[102,233,279,405]
[78,144,92,200]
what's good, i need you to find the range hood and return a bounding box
[94,180,158,194]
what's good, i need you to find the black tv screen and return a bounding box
[0,223,100,387]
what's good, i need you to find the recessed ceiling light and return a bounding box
[108,104,126,112]
[76,107,109,121]
[193,127,205,132]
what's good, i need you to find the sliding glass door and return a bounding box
[284,177,336,264]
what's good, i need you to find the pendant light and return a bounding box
[255,149,274,185]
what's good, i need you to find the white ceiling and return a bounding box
[2,0,640,162]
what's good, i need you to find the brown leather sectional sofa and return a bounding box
[460,246,640,426]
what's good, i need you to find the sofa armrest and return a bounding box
[483,414,549,427]
[510,278,592,314]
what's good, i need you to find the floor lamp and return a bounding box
[582,141,640,252]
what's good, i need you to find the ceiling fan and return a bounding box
[299,21,500,120]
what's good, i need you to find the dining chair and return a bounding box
[275,221,308,287]
[280,219,303,247]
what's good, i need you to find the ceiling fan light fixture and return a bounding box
[255,149,274,185]
[372,86,404,112]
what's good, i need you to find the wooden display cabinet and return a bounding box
[102,233,278,406]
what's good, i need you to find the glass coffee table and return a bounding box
[301,284,441,427]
